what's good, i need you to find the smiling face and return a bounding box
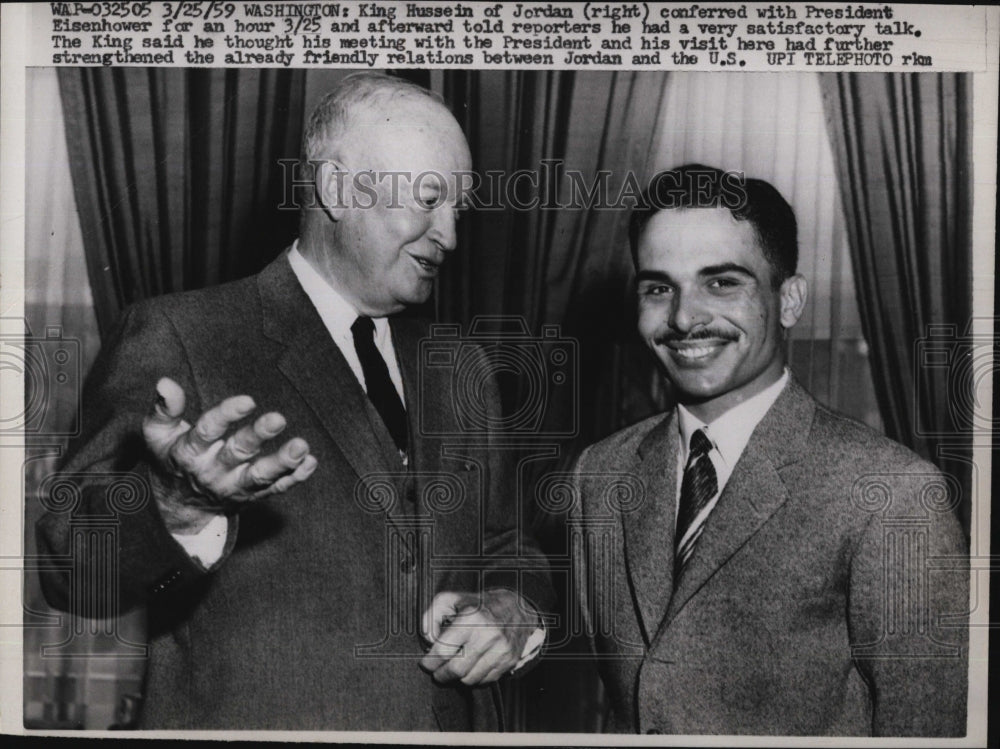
[636,207,806,423]
[310,94,472,317]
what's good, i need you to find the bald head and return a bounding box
[302,72,453,165]
[297,73,472,317]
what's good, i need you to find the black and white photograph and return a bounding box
[1,1,994,742]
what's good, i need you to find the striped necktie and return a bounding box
[674,428,718,576]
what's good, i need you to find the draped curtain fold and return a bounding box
[436,70,671,733]
[819,73,973,529]
[58,68,306,338]
[438,71,671,451]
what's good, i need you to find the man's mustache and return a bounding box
[654,329,739,346]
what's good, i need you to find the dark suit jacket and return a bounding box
[571,378,968,736]
[36,252,553,730]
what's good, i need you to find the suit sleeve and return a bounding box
[35,302,236,615]
[848,462,969,736]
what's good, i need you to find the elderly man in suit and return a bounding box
[571,164,968,736]
[37,72,551,731]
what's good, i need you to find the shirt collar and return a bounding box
[287,241,390,342]
[677,369,790,469]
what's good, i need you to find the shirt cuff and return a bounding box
[171,513,228,567]
[513,626,546,672]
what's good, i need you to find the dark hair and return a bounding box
[628,164,798,286]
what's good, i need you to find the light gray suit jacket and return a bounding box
[37,252,553,730]
[571,378,968,736]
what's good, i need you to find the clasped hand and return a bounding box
[420,589,539,686]
[142,377,318,534]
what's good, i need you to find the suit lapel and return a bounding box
[384,317,428,518]
[391,316,468,530]
[621,413,679,644]
[258,253,393,484]
[659,378,817,631]
[391,316,428,475]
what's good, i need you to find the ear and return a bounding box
[778,274,807,329]
[315,159,349,220]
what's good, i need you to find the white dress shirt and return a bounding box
[287,244,406,404]
[173,244,405,566]
[674,369,790,549]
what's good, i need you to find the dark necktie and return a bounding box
[351,316,408,454]
[674,428,718,575]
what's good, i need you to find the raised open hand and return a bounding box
[142,377,318,533]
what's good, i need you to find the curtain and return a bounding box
[23,68,131,731]
[433,70,671,733]
[819,73,973,531]
[58,68,306,338]
[438,71,671,451]
[23,70,102,446]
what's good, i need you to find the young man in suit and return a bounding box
[571,164,968,736]
[36,73,551,730]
